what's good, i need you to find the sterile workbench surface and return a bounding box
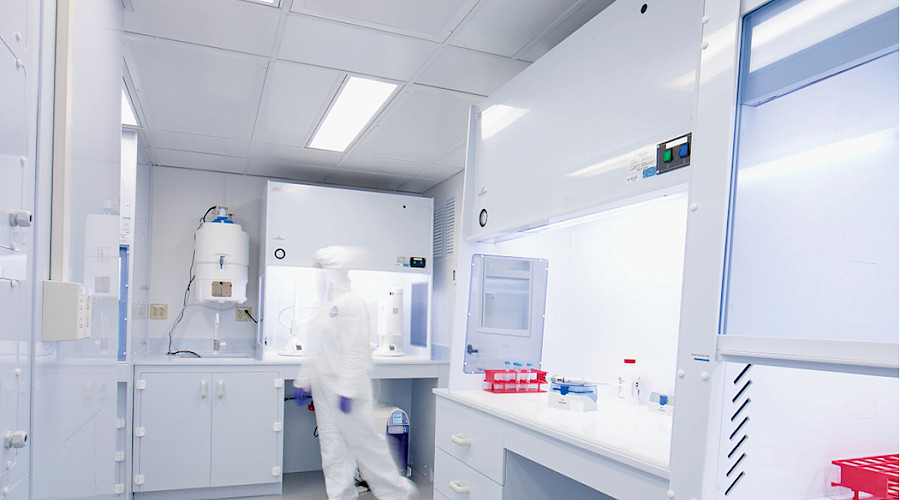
[133,352,448,380]
[433,389,672,499]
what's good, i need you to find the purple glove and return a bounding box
[339,396,353,414]
[293,387,310,406]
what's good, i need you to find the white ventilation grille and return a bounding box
[433,196,456,259]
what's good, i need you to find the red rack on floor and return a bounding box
[831,454,898,500]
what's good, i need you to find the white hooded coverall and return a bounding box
[296,247,413,500]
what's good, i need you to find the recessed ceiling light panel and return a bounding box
[308,76,398,153]
[122,88,139,127]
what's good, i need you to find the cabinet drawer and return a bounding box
[435,398,504,484]
[435,448,502,500]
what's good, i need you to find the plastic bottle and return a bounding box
[513,362,524,391]
[618,359,640,405]
[502,361,512,382]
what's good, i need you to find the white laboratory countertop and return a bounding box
[132,352,449,380]
[434,389,672,479]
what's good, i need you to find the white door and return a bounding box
[0,3,35,497]
[134,371,212,491]
[211,371,282,487]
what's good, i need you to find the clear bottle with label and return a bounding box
[617,358,640,405]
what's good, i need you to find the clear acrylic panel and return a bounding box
[723,0,899,342]
[464,254,549,373]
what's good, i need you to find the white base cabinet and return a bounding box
[133,367,283,494]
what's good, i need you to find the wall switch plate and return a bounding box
[149,303,167,320]
[132,302,147,319]
[236,307,251,322]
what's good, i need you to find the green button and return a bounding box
[663,149,673,162]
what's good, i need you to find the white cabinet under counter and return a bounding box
[132,364,284,499]
[433,389,671,500]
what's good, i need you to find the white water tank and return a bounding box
[194,210,250,304]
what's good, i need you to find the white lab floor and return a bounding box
[232,470,434,500]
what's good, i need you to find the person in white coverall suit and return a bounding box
[294,247,415,500]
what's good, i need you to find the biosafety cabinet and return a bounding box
[437,1,899,500]
[258,181,434,360]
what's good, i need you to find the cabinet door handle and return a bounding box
[200,380,207,398]
[450,434,472,446]
[218,380,224,398]
[449,480,470,494]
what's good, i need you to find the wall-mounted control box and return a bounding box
[42,281,92,341]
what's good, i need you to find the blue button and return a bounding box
[642,166,657,178]
[678,143,690,158]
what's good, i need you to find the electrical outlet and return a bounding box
[149,304,167,320]
[236,307,251,322]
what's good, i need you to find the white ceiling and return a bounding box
[123,0,614,193]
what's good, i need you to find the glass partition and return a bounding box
[722,0,899,343]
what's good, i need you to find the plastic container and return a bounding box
[617,358,640,405]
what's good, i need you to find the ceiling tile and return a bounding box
[279,16,439,81]
[415,47,529,96]
[518,0,614,62]
[416,163,462,181]
[125,0,280,56]
[449,0,579,57]
[249,142,343,169]
[254,61,342,146]
[126,35,268,139]
[395,177,441,193]
[323,168,407,192]
[338,155,428,177]
[148,129,249,158]
[353,86,480,163]
[252,164,334,184]
[151,148,248,174]
[291,0,475,41]
[437,143,466,168]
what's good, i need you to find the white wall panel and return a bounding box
[147,167,266,349]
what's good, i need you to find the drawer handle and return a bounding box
[218,380,224,398]
[200,380,207,398]
[450,434,472,446]
[449,480,470,494]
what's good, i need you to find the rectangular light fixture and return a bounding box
[308,76,398,152]
[242,0,280,6]
[121,88,138,127]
